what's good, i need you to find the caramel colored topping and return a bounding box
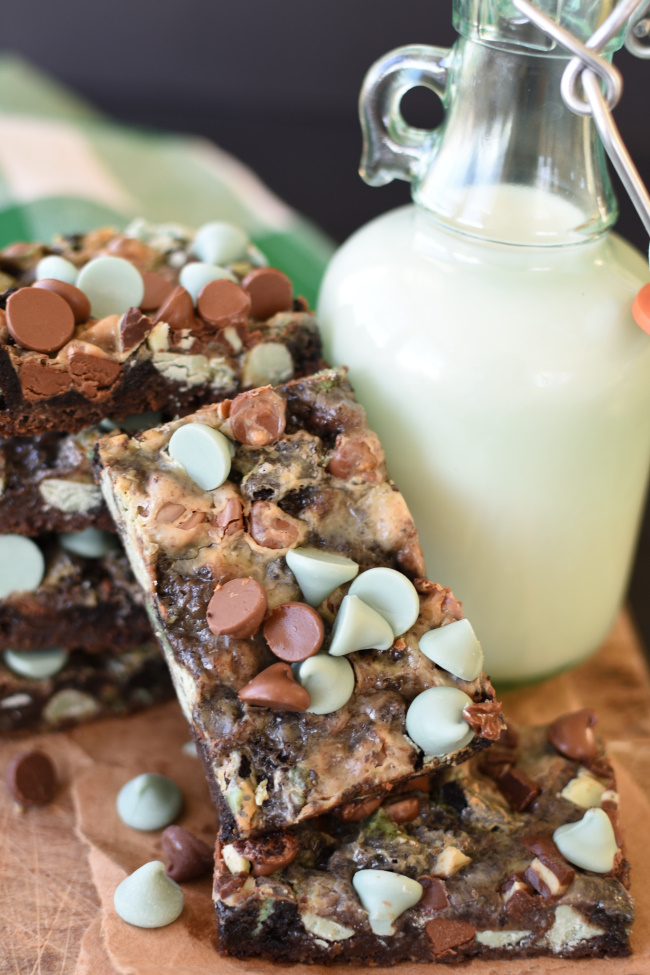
[233,831,300,877]
[230,386,286,446]
[263,602,324,663]
[333,796,382,822]
[32,279,91,324]
[241,267,293,320]
[547,709,597,762]
[7,287,75,353]
[197,279,251,331]
[156,502,186,524]
[238,661,310,712]
[248,500,303,550]
[206,577,267,639]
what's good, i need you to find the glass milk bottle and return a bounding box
[318,0,650,684]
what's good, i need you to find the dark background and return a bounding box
[3,0,650,645]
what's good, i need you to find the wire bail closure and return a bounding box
[512,0,650,239]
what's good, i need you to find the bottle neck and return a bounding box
[412,36,618,246]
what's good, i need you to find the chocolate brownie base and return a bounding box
[0,429,112,536]
[0,642,172,734]
[214,719,632,964]
[0,537,151,652]
[97,370,503,841]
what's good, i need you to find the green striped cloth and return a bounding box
[0,55,334,306]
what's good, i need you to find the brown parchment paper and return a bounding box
[2,611,650,975]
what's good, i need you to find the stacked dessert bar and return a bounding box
[96,369,635,962]
[0,220,322,733]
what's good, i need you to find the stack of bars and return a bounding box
[0,219,322,733]
[96,367,635,962]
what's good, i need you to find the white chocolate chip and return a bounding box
[242,342,293,387]
[255,779,269,806]
[222,844,252,875]
[328,594,394,656]
[525,858,566,897]
[560,773,607,809]
[0,535,45,599]
[352,870,423,937]
[300,913,355,942]
[475,930,531,948]
[432,845,472,878]
[418,618,484,682]
[543,905,604,949]
[348,567,419,637]
[502,880,529,906]
[405,686,475,757]
[553,808,618,873]
[39,479,102,515]
[601,789,619,806]
[1,693,33,709]
[147,321,170,353]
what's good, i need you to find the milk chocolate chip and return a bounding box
[229,387,286,446]
[333,797,382,822]
[233,831,300,877]
[547,709,598,762]
[263,602,324,663]
[161,825,214,882]
[462,699,504,740]
[153,285,196,331]
[213,497,244,538]
[119,308,152,352]
[238,662,310,712]
[32,279,91,324]
[248,500,303,550]
[384,797,420,823]
[496,767,541,812]
[140,271,175,311]
[241,267,293,320]
[19,361,70,401]
[418,876,449,912]
[6,749,57,806]
[425,918,477,957]
[328,435,379,481]
[7,287,75,353]
[206,577,267,638]
[197,279,251,331]
[69,352,121,399]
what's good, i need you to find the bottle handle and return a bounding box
[359,44,452,187]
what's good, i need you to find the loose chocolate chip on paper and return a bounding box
[32,279,91,324]
[241,267,293,321]
[6,749,58,806]
[7,287,75,353]
[162,825,214,882]
[229,386,286,446]
[206,577,268,639]
[197,279,251,331]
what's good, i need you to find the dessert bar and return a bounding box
[97,369,502,840]
[0,533,151,652]
[0,223,322,436]
[214,713,632,963]
[0,642,172,734]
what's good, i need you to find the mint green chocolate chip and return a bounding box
[4,647,69,680]
[179,262,236,303]
[168,422,232,491]
[353,870,423,937]
[405,686,475,757]
[116,773,183,831]
[35,255,78,285]
[286,547,359,607]
[328,594,394,657]
[77,256,144,318]
[348,567,419,637]
[59,528,119,559]
[114,861,184,928]
[553,808,618,873]
[418,619,484,682]
[294,654,355,714]
[191,222,248,265]
[0,535,45,598]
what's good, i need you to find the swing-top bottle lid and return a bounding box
[454,0,627,54]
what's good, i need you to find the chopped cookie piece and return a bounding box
[0,224,323,436]
[0,642,172,734]
[97,370,502,839]
[0,535,150,652]
[212,719,632,963]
